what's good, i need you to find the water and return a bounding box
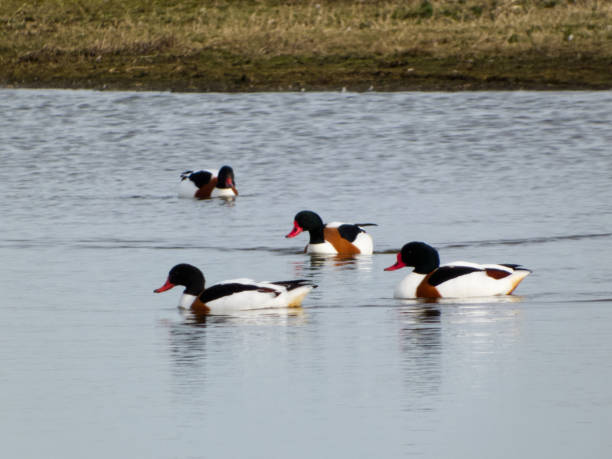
[1,89,611,458]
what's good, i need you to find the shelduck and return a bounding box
[179,165,238,199]
[285,210,374,255]
[154,263,316,314]
[385,241,531,299]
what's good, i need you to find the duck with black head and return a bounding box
[285,210,375,255]
[179,165,238,199]
[154,264,317,314]
[385,241,531,299]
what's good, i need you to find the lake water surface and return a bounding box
[1,89,611,458]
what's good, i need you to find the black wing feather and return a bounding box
[337,224,365,243]
[428,266,482,287]
[185,170,213,188]
[269,280,318,291]
[199,283,261,303]
[500,263,528,271]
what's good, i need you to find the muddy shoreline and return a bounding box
[4,53,611,92]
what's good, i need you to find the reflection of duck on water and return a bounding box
[166,319,208,368]
[289,253,373,286]
[307,254,374,271]
[397,304,443,399]
[163,308,308,388]
[154,263,316,314]
[163,306,308,328]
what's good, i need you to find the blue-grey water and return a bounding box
[1,89,611,458]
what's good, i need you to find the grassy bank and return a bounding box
[1,0,611,91]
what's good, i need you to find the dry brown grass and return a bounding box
[3,1,611,57]
[1,1,611,90]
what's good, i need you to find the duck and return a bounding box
[384,241,531,299]
[285,210,375,255]
[154,263,316,314]
[179,165,238,199]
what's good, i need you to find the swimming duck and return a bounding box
[384,241,531,299]
[179,165,238,198]
[285,210,375,255]
[154,263,316,314]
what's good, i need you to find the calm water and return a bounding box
[1,89,611,458]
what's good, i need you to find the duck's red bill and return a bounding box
[285,221,303,238]
[384,253,406,271]
[154,279,175,293]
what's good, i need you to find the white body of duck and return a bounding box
[385,242,531,299]
[179,166,238,199]
[286,211,374,255]
[155,264,316,314]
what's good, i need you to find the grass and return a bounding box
[1,0,611,91]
